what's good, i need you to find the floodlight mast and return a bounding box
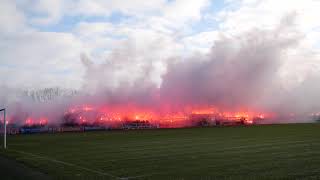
[0,108,6,149]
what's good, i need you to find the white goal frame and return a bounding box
[1,108,6,149]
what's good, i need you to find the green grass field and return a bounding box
[1,123,320,180]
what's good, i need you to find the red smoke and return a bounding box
[3,104,271,128]
[58,104,270,128]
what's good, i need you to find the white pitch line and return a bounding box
[9,149,121,179]
[120,173,156,180]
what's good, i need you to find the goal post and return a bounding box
[1,108,6,149]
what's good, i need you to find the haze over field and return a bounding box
[1,0,320,124]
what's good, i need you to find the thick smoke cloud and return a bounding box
[161,15,302,111]
[78,14,320,119]
[1,14,320,124]
[159,14,320,119]
[0,87,75,125]
[80,49,160,108]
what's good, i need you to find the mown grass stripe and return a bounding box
[9,149,120,179]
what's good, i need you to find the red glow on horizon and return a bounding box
[25,118,33,126]
[59,104,271,128]
[24,117,48,127]
[39,117,48,126]
[6,103,292,128]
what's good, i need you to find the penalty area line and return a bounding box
[9,149,120,179]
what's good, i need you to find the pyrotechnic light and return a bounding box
[56,104,270,128]
[39,118,48,126]
[25,118,33,126]
[6,103,286,128]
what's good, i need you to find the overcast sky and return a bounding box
[1,0,320,91]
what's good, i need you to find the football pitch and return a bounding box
[1,123,320,180]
